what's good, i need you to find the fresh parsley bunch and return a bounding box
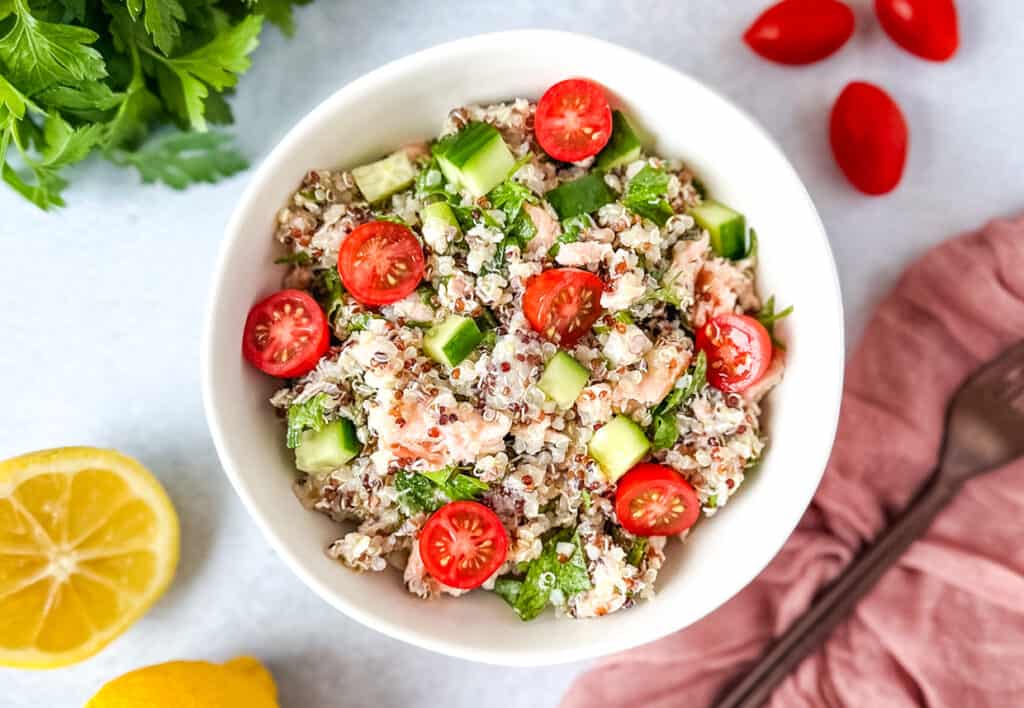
[0,0,311,210]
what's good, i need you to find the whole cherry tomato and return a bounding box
[830,81,909,195]
[876,0,959,62]
[743,0,855,65]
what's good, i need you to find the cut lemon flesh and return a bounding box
[0,447,179,669]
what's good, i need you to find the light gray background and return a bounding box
[2,1,1022,706]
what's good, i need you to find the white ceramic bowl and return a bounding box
[202,30,844,666]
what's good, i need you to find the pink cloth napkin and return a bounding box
[561,216,1024,708]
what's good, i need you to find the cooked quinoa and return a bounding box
[267,96,785,620]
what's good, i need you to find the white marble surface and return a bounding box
[2,1,1022,705]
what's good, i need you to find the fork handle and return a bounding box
[714,473,960,708]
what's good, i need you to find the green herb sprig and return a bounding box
[0,0,312,210]
[755,295,794,349]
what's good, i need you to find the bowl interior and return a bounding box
[202,30,844,666]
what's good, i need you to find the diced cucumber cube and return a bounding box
[435,122,515,197]
[421,200,461,235]
[295,419,361,474]
[538,351,589,407]
[690,200,747,259]
[352,151,418,204]
[589,414,651,482]
[424,315,483,367]
[596,111,642,171]
[545,173,615,220]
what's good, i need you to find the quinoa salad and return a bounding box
[240,78,790,620]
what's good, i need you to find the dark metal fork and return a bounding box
[715,339,1024,708]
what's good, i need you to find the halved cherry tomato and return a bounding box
[337,220,425,306]
[418,501,509,590]
[242,289,330,378]
[743,0,855,65]
[830,81,908,195]
[696,313,773,393]
[615,463,700,537]
[876,0,958,62]
[523,268,604,347]
[534,78,613,162]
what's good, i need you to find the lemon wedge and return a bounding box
[0,447,179,669]
[86,656,279,708]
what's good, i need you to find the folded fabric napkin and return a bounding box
[562,216,1024,708]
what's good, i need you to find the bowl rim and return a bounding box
[201,28,845,666]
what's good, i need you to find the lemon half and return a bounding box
[0,447,179,669]
[86,656,279,708]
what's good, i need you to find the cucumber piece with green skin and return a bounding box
[690,200,747,259]
[424,315,483,367]
[422,200,461,231]
[588,414,651,482]
[436,122,516,197]
[352,151,418,204]
[545,173,615,219]
[538,351,589,407]
[596,111,642,171]
[296,419,361,474]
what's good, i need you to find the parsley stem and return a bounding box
[128,39,144,85]
[138,44,171,68]
[10,0,29,18]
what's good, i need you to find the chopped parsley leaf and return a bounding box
[494,578,522,607]
[395,467,490,515]
[627,537,648,567]
[395,471,441,515]
[648,350,707,450]
[580,488,592,512]
[679,349,708,401]
[503,530,591,621]
[548,213,592,258]
[311,268,345,323]
[286,394,329,449]
[650,413,680,450]
[623,165,673,226]
[273,251,312,266]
